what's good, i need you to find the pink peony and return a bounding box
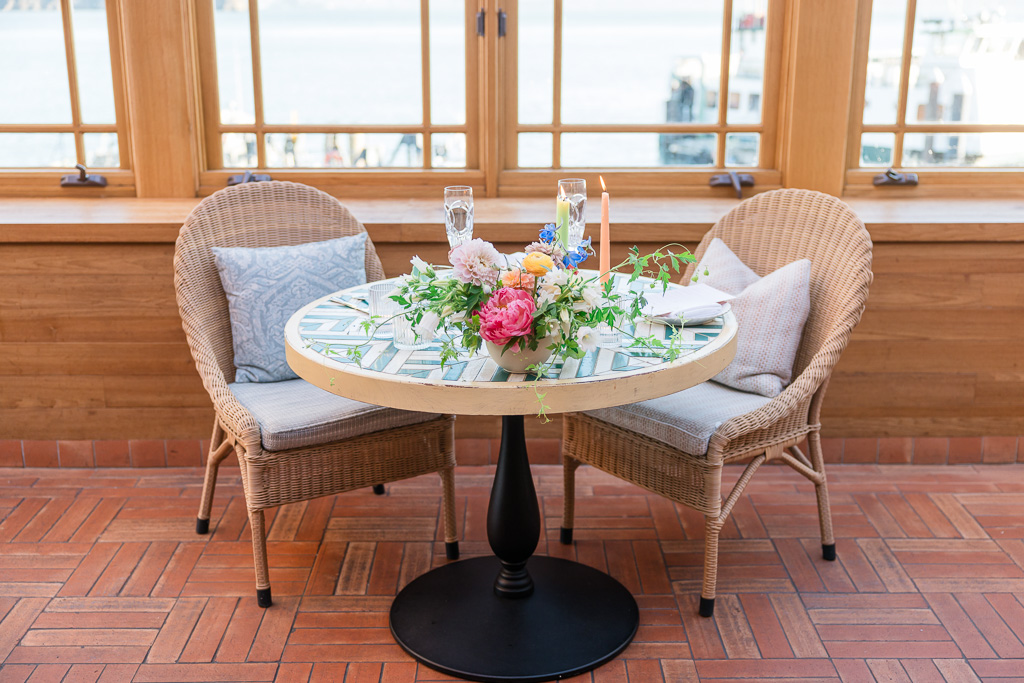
[478,287,536,347]
[449,238,501,287]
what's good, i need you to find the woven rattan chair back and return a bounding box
[684,188,873,382]
[174,180,386,384]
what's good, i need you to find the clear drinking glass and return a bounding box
[444,185,474,249]
[597,322,622,349]
[393,313,429,350]
[367,282,396,339]
[557,178,587,252]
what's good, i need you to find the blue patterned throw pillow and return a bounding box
[213,233,368,383]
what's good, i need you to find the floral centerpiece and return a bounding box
[346,225,701,388]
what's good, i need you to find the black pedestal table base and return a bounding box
[389,416,639,682]
[390,556,637,682]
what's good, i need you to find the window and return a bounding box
[195,0,782,195]
[197,0,474,173]
[0,0,125,170]
[506,0,780,177]
[851,0,1024,174]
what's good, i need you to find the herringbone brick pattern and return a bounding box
[0,462,1020,682]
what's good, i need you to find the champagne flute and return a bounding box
[557,178,587,253]
[444,186,474,249]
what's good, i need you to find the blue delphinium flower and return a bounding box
[539,223,556,243]
[563,248,588,268]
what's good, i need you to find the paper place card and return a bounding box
[641,283,735,317]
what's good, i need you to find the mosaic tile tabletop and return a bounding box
[290,274,735,386]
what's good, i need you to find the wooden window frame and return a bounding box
[0,0,1015,200]
[193,0,486,198]
[844,0,1024,197]
[495,0,786,197]
[0,0,134,197]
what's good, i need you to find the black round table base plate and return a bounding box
[390,556,639,683]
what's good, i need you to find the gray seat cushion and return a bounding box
[586,381,771,456]
[230,379,443,452]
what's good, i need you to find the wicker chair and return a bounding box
[560,189,872,617]
[174,181,459,608]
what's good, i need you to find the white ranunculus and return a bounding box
[576,325,598,353]
[541,269,569,288]
[537,285,558,307]
[414,311,441,341]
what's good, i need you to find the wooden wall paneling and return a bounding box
[819,242,1024,438]
[0,200,1022,441]
[119,0,201,197]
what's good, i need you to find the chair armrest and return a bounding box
[175,294,262,453]
[202,362,262,454]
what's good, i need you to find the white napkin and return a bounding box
[642,283,734,318]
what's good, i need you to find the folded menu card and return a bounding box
[641,283,735,318]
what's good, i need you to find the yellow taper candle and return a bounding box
[556,188,570,248]
[599,176,610,283]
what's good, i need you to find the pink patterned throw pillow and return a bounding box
[696,238,811,398]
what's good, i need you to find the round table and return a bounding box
[285,275,738,683]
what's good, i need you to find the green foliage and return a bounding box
[318,242,705,418]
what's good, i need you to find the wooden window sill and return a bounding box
[0,196,1021,243]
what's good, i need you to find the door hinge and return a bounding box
[476,9,485,36]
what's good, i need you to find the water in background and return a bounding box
[2,1,1020,169]
[0,8,117,167]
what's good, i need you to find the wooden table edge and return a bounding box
[285,295,738,416]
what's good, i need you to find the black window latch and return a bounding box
[709,171,754,199]
[61,163,107,188]
[873,168,919,186]
[227,170,272,186]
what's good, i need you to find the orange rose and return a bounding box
[522,252,556,276]
[501,269,537,290]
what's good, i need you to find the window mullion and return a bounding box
[845,0,873,170]
[892,0,916,168]
[59,0,85,166]
[248,0,266,168]
[716,0,733,167]
[502,0,519,170]
[552,0,562,168]
[105,0,131,170]
[421,0,432,169]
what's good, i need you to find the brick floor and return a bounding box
[0,463,1020,681]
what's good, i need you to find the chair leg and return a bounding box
[439,466,459,560]
[560,456,581,545]
[196,420,232,535]
[808,432,837,561]
[248,508,273,608]
[700,516,721,617]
